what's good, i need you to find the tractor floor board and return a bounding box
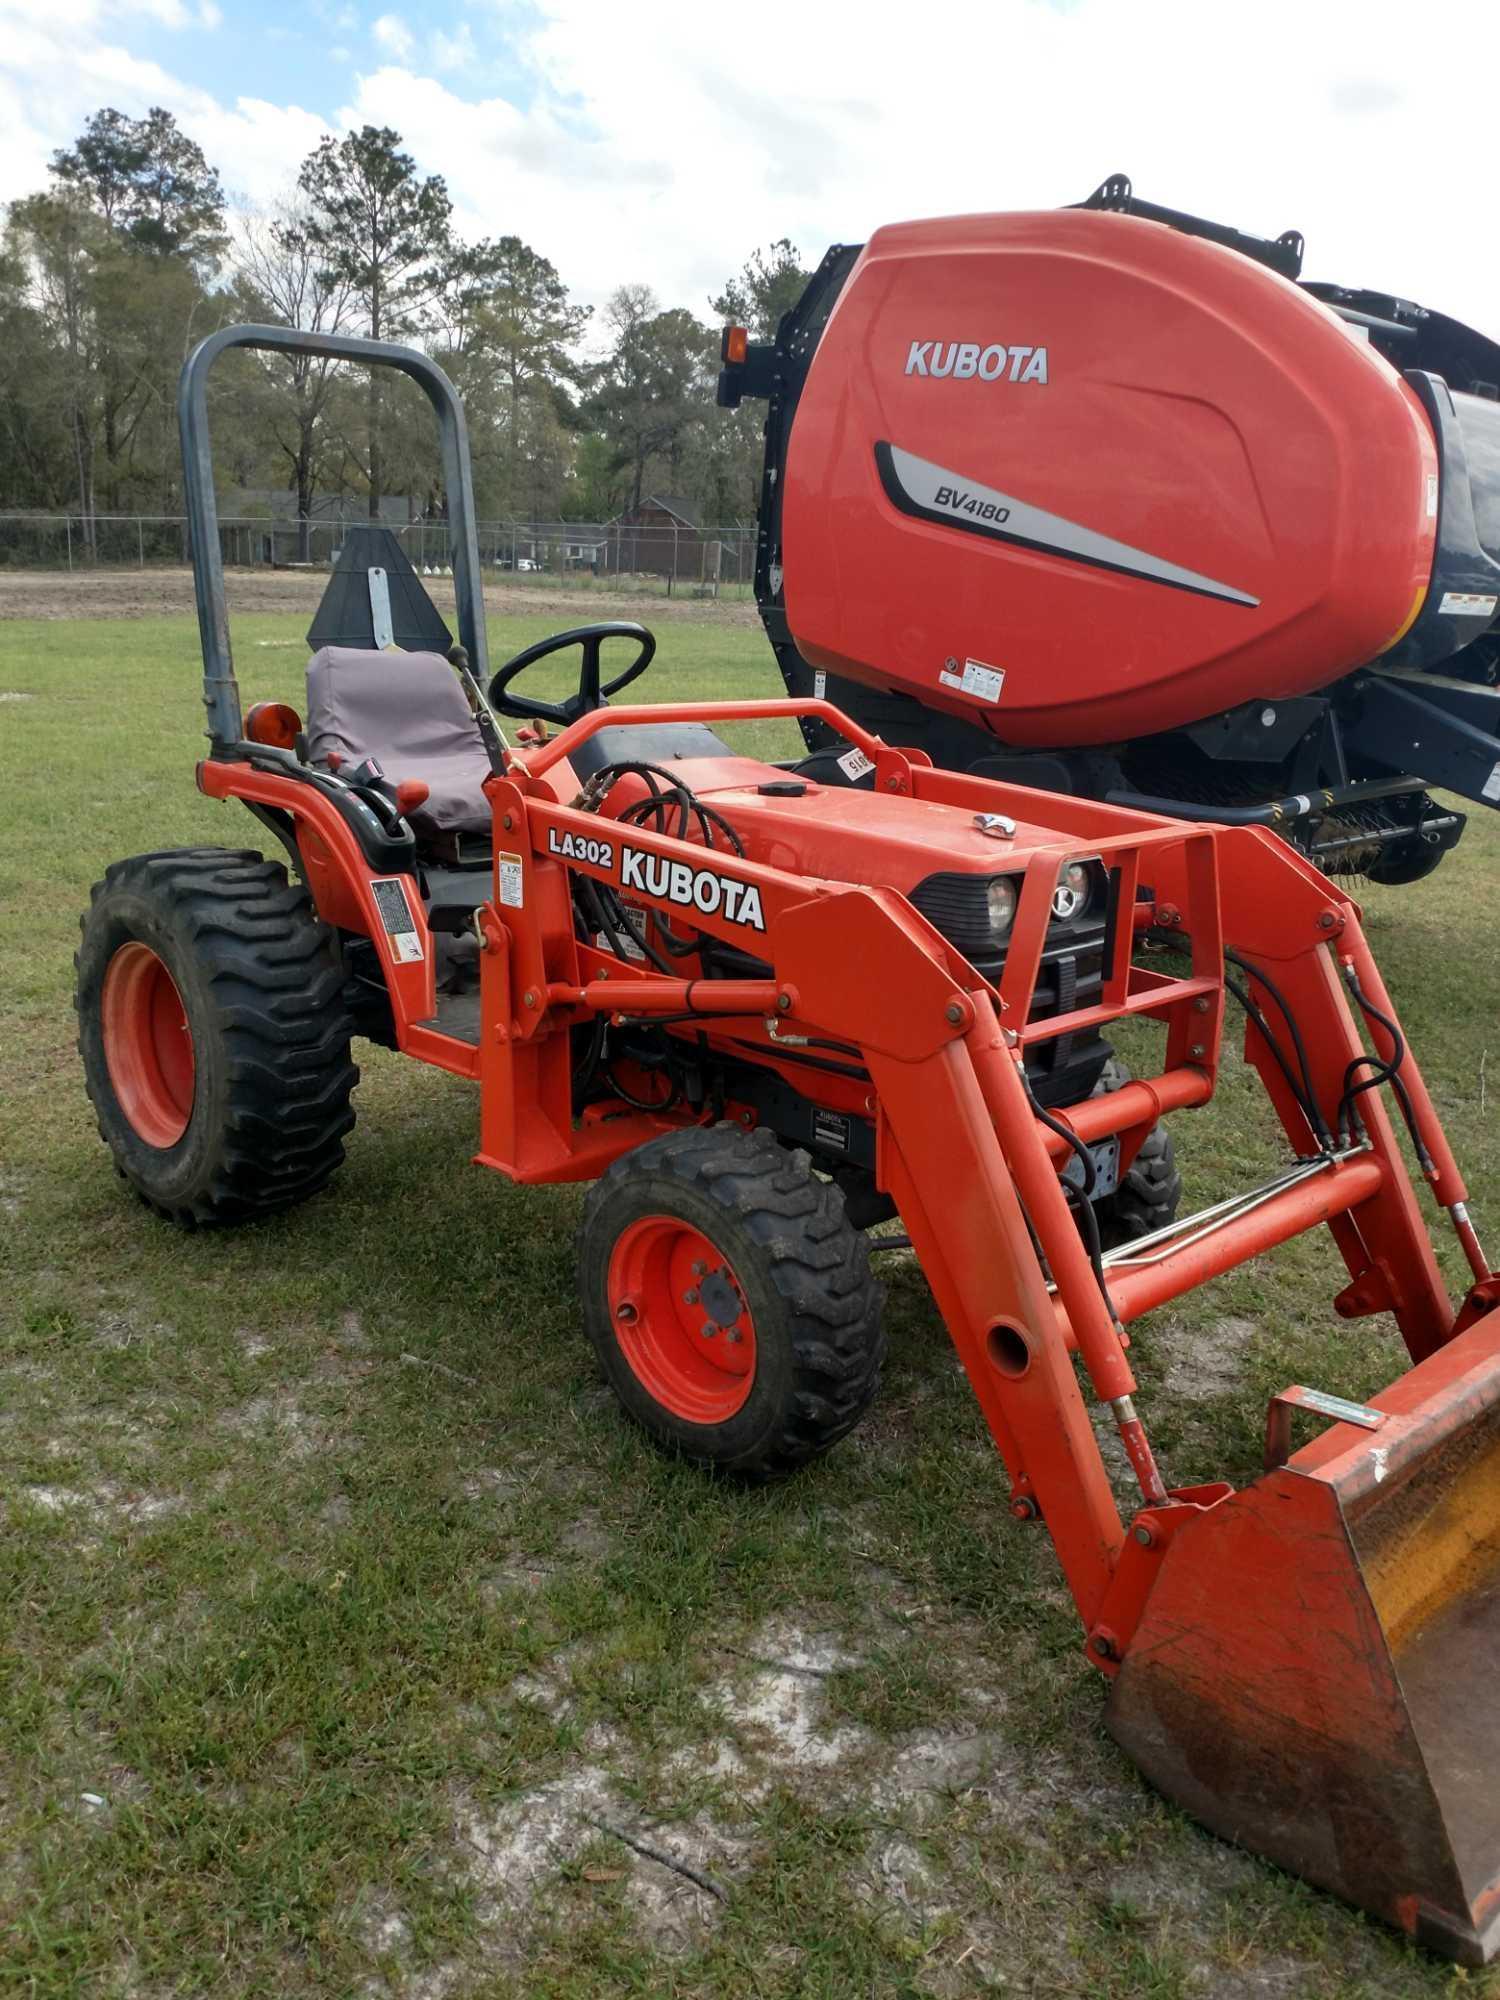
[421,990,482,1047]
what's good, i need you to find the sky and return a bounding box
[2,0,1498,339]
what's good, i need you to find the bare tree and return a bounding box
[232,200,358,558]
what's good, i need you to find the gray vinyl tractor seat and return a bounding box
[305,645,493,848]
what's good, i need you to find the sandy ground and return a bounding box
[0,565,761,627]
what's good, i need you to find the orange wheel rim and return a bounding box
[606,1215,757,1422]
[100,942,195,1149]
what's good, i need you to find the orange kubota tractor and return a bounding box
[78,326,1500,1964]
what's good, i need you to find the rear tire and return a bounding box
[578,1124,884,1476]
[1090,1057,1182,1249]
[76,848,358,1226]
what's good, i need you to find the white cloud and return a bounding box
[429,21,475,73]
[1,0,1498,341]
[371,12,414,61]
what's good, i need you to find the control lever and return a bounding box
[448,644,514,776]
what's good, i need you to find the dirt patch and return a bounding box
[218,1390,330,1461]
[1153,1314,1254,1402]
[20,1482,183,1528]
[458,1767,746,1957]
[0,565,760,628]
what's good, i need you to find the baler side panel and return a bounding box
[781,209,1438,747]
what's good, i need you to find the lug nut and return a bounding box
[701,1323,718,1340]
[683,1289,699,1305]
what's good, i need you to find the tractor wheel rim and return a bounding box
[101,941,196,1149]
[607,1215,757,1423]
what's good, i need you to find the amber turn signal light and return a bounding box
[722,325,749,366]
[245,701,302,750]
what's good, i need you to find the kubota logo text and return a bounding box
[905,341,1049,384]
[620,845,766,931]
[547,826,767,931]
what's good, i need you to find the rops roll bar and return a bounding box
[178,324,488,750]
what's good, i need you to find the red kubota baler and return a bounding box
[77,325,1500,1963]
[720,174,1500,888]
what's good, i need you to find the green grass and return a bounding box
[2,605,1499,1997]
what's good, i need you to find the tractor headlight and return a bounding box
[1052,860,1094,923]
[986,876,1019,941]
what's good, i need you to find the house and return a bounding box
[610,495,712,579]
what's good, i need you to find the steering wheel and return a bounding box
[487,622,656,726]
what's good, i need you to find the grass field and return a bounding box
[3,590,1499,1999]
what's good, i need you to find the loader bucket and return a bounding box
[1106,1313,1500,1964]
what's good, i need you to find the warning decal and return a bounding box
[497,851,525,909]
[939,657,1006,704]
[371,876,424,964]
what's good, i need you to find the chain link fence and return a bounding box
[0,513,760,600]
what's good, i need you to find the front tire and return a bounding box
[1090,1056,1182,1248]
[578,1124,884,1476]
[76,848,357,1226]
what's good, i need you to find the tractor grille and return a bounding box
[909,868,1110,1101]
[908,869,1107,994]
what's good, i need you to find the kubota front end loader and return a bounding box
[722,174,1500,888]
[77,325,1500,1962]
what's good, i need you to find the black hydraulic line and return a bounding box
[1339,967,1435,1172]
[1224,970,1329,1147]
[576,758,748,960]
[572,1014,607,1097]
[576,873,675,977]
[1223,950,1334,1148]
[1105,774,1427,827]
[611,1010,768,1030]
[721,1038,868,1082]
[1019,1068,1121,1331]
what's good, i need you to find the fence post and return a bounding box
[65,515,72,573]
[138,518,144,568]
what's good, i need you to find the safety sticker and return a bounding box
[371,877,424,964]
[497,851,525,908]
[597,922,646,963]
[939,657,1006,704]
[837,746,875,781]
[1427,475,1440,519]
[813,670,827,699]
[1440,591,1499,618]
[1484,762,1500,804]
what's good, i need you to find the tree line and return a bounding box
[0,109,812,550]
